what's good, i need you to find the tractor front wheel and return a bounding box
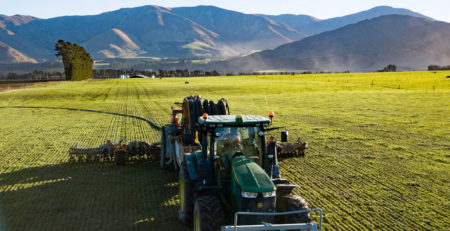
[179,162,194,227]
[193,195,224,231]
[275,194,311,224]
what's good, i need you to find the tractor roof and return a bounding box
[198,115,271,126]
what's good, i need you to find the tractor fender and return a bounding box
[163,126,171,157]
[276,184,299,196]
[184,154,198,181]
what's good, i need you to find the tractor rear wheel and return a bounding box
[217,100,226,115]
[178,162,194,226]
[202,99,210,114]
[193,195,224,231]
[208,101,217,115]
[275,194,311,224]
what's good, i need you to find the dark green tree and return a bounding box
[55,40,93,81]
[378,64,397,72]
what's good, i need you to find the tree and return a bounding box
[55,40,93,81]
[378,64,397,72]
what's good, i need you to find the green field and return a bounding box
[0,71,449,230]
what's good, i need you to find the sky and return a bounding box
[1,0,449,22]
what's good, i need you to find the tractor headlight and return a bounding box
[241,191,258,198]
[263,191,276,198]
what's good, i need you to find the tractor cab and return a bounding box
[215,126,262,164]
[199,114,269,172]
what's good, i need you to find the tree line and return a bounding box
[428,65,450,71]
[93,69,222,78]
[0,69,344,81]
[0,70,65,81]
[93,69,331,78]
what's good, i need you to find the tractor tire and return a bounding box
[160,126,168,170]
[194,99,203,119]
[189,99,196,130]
[217,100,226,115]
[178,162,195,227]
[209,101,221,115]
[213,104,221,115]
[208,100,215,115]
[193,195,224,231]
[183,98,191,129]
[275,194,311,225]
[202,99,210,114]
[115,150,127,166]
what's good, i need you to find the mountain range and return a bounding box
[0,5,307,62]
[0,5,449,72]
[216,15,450,72]
[266,6,435,35]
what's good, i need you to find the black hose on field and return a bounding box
[0,106,162,131]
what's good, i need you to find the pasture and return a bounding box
[0,71,449,230]
[0,81,62,93]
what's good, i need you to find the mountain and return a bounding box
[262,14,320,32]
[218,15,450,72]
[0,5,441,64]
[0,41,37,63]
[172,6,306,55]
[0,5,307,62]
[6,6,225,60]
[0,15,38,29]
[0,15,44,62]
[0,15,38,36]
[298,6,434,35]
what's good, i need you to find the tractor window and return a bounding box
[214,127,262,168]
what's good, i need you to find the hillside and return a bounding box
[0,15,38,29]
[172,6,306,55]
[262,14,320,33]
[298,6,434,35]
[82,28,141,58]
[0,41,37,63]
[220,15,450,72]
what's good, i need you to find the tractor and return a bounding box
[160,96,322,231]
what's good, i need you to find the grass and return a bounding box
[0,81,63,93]
[0,71,449,230]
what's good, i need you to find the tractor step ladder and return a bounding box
[221,208,322,231]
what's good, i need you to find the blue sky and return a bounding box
[2,0,449,22]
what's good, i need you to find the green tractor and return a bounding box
[160,96,322,231]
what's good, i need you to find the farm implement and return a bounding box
[69,140,160,165]
[160,96,321,231]
[276,137,308,158]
